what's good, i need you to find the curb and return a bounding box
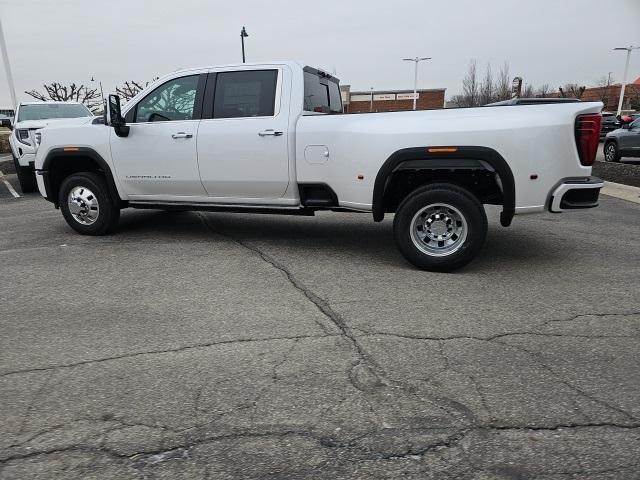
[601,181,640,205]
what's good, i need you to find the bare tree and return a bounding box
[25,83,102,112]
[116,78,159,102]
[494,62,511,102]
[558,83,586,99]
[593,75,614,109]
[448,94,465,108]
[536,83,554,98]
[479,63,494,105]
[460,60,479,107]
[521,84,535,98]
[449,60,561,107]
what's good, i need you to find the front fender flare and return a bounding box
[40,147,123,207]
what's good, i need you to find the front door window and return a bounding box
[134,75,199,123]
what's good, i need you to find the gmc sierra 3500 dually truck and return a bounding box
[32,61,604,271]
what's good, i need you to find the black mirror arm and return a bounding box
[114,122,130,137]
[108,94,130,137]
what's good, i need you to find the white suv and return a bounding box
[10,101,93,192]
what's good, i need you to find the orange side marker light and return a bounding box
[428,147,458,153]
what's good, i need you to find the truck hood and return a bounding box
[14,117,95,130]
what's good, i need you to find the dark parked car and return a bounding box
[603,117,640,162]
[0,114,12,129]
[600,113,620,140]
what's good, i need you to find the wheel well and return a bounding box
[383,168,503,214]
[45,152,122,208]
[372,147,515,226]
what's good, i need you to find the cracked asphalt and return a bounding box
[1,181,639,479]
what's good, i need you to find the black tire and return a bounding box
[59,172,120,235]
[12,156,38,193]
[393,183,488,272]
[604,141,621,163]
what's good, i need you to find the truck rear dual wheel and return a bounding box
[393,184,488,272]
[59,173,120,235]
[12,156,38,193]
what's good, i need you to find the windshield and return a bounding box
[17,103,92,122]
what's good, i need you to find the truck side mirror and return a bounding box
[107,94,130,137]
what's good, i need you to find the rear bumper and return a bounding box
[549,177,603,213]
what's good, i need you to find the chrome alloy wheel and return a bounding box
[67,186,100,225]
[604,143,617,162]
[410,203,468,257]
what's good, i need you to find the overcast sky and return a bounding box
[0,0,639,106]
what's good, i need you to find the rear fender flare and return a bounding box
[372,146,515,226]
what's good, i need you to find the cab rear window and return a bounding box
[303,70,342,114]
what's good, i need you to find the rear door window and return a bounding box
[213,70,278,119]
[303,70,342,114]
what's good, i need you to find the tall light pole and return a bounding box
[613,45,639,116]
[403,57,431,110]
[0,17,18,112]
[370,87,374,112]
[240,26,249,63]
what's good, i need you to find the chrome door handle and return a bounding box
[171,132,193,139]
[258,129,283,137]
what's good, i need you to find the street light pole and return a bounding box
[240,26,249,63]
[370,87,374,112]
[0,17,18,112]
[613,45,639,116]
[403,57,431,110]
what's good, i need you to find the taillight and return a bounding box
[575,114,602,166]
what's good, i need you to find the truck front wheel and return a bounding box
[393,184,487,272]
[59,173,120,235]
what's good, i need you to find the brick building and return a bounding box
[574,77,640,112]
[340,85,446,113]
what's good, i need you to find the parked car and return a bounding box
[32,61,604,271]
[603,117,640,162]
[9,101,93,193]
[600,112,620,140]
[0,114,12,129]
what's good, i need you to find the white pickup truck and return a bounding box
[10,101,94,193]
[33,61,603,271]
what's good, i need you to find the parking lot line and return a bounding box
[0,170,20,198]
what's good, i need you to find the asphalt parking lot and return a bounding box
[0,174,639,479]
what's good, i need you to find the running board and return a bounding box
[128,202,316,216]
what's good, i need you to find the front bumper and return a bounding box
[549,177,604,213]
[35,170,52,202]
[9,135,36,167]
[16,153,35,168]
